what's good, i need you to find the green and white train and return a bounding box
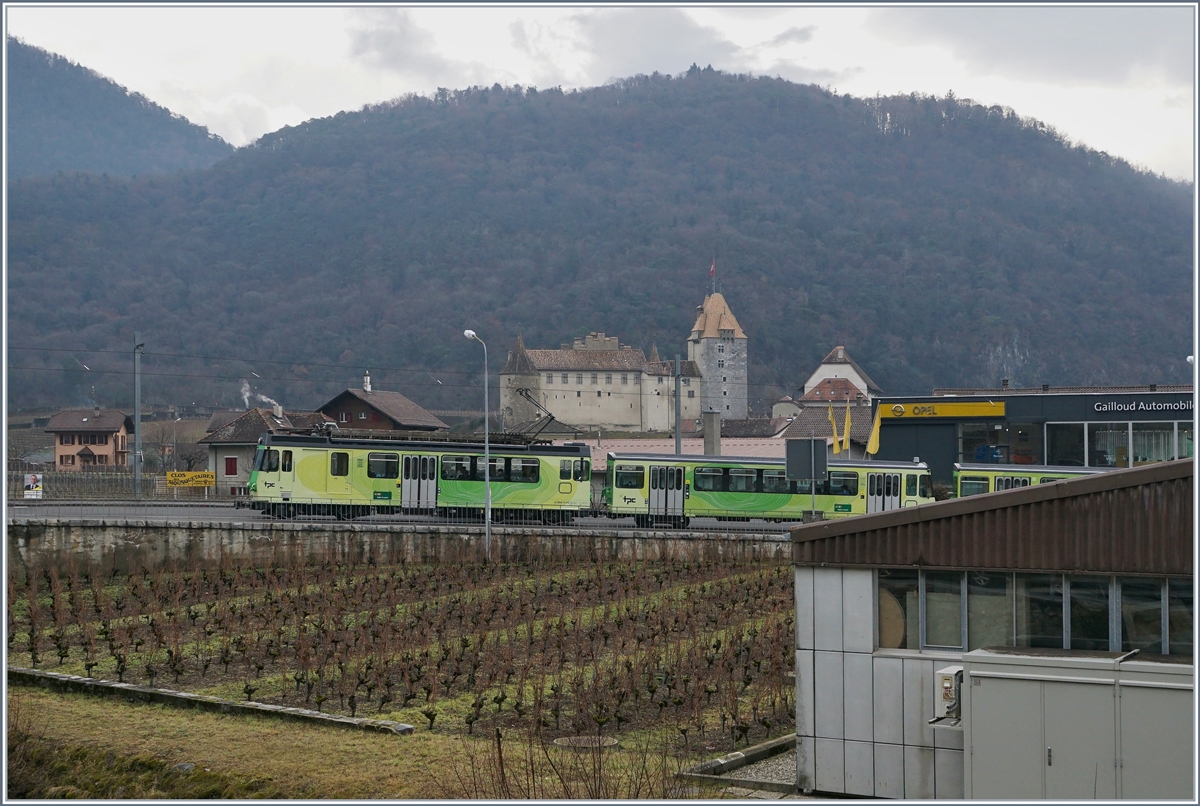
[247,434,592,522]
[601,452,934,528]
[953,462,1117,498]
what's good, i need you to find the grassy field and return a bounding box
[8,549,794,797]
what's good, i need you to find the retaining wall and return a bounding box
[7,519,789,577]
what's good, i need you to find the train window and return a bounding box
[960,476,989,497]
[996,476,1010,491]
[694,467,724,492]
[920,474,932,498]
[1038,476,1066,484]
[403,456,411,479]
[367,453,399,479]
[512,459,539,483]
[487,457,507,482]
[615,465,644,489]
[560,460,572,481]
[251,450,264,472]
[442,456,472,480]
[728,468,755,493]
[905,474,916,497]
[330,452,349,477]
[762,470,790,494]
[650,467,660,490]
[829,472,859,496]
[573,459,590,482]
[264,450,279,473]
[281,451,292,473]
[884,474,894,497]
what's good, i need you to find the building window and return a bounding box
[1179,423,1194,459]
[878,569,920,649]
[682,378,689,386]
[605,374,612,384]
[358,411,367,420]
[1088,422,1128,467]
[1046,423,1084,466]
[576,373,583,384]
[591,373,598,384]
[576,391,581,398]
[621,374,628,385]
[339,412,349,423]
[718,359,725,368]
[561,373,569,384]
[718,345,724,354]
[687,391,694,398]
[546,374,554,384]
[596,391,602,397]
[658,377,664,384]
[224,457,238,477]
[1133,422,1175,463]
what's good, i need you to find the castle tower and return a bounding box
[687,293,748,418]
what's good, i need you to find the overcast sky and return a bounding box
[5,4,1195,179]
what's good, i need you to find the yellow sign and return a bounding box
[881,401,1006,419]
[166,471,216,487]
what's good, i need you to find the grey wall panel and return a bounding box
[795,649,815,738]
[873,657,904,745]
[874,742,905,799]
[843,652,874,742]
[934,748,964,799]
[1120,685,1194,800]
[904,745,936,799]
[814,738,845,794]
[903,658,935,748]
[814,651,844,739]
[795,566,814,650]
[934,722,963,750]
[796,735,816,793]
[842,568,874,653]
[844,740,875,796]
[813,568,843,650]
[965,675,1043,799]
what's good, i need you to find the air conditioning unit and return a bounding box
[929,665,963,728]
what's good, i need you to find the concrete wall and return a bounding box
[795,565,964,798]
[7,519,789,578]
[501,370,702,433]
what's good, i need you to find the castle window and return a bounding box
[546,374,554,384]
[688,391,695,398]
[723,377,727,382]
[621,374,628,385]
[561,373,569,384]
[718,359,725,368]
[658,377,663,384]
[605,374,613,384]
[576,374,583,384]
[683,378,689,386]
[591,373,598,384]
[718,345,724,354]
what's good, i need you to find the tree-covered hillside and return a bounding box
[7,67,1193,412]
[6,37,234,179]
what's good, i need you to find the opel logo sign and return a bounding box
[891,405,905,416]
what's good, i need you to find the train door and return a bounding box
[402,454,438,510]
[649,465,685,518]
[327,451,352,500]
[279,449,295,502]
[867,472,901,513]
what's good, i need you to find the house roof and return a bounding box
[644,360,702,378]
[45,410,134,433]
[205,411,243,433]
[932,384,1194,396]
[689,293,746,340]
[320,389,447,431]
[814,346,881,393]
[779,404,874,444]
[801,377,868,402]
[792,459,1193,576]
[198,408,333,445]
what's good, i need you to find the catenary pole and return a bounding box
[675,355,682,455]
[134,332,144,499]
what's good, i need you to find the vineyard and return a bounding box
[8,548,795,791]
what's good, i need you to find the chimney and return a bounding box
[273,404,283,419]
[363,370,371,393]
[1150,383,1157,391]
[1042,384,1050,392]
[94,405,100,418]
[1001,378,1009,389]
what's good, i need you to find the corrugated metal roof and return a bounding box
[931,384,1193,396]
[792,459,1193,576]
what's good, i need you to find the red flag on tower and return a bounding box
[710,258,715,277]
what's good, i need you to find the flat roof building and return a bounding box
[791,459,1193,798]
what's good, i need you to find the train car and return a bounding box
[602,452,933,527]
[953,462,1117,498]
[247,433,592,522]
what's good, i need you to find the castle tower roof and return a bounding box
[689,293,746,340]
[501,333,539,375]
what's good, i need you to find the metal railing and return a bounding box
[7,470,222,502]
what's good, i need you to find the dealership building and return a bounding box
[872,384,1193,485]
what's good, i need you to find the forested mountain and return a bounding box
[7,67,1193,412]
[6,37,233,179]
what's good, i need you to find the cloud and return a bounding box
[770,26,816,47]
[569,8,746,82]
[866,7,1194,88]
[346,8,499,88]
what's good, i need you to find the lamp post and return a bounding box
[464,329,491,559]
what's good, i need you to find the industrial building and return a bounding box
[791,459,1193,799]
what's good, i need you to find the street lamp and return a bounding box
[464,329,491,559]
